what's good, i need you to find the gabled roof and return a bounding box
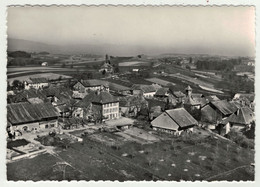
[211,100,238,116]
[166,108,198,128]
[92,91,118,104]
[227,107,254,125]
[154,87,169,96]
[80,79,109,87]
[151,112,179,131]
[173,91,185,98]
[7,102,59,125]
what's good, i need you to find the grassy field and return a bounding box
[7,126,254,181]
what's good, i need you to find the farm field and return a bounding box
[119,61,151,67]
[7,126,254,181]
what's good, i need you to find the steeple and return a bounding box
[185,85,192,98]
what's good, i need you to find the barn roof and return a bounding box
[166,108,198,128]
[74,92,96,108]
[145,78,175,86]
[7,102,59,125]
[211,100,238,116]
[151,108,198,130]
[227,107,254,125]
[151,112,179,131]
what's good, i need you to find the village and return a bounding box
[6,52,255,181]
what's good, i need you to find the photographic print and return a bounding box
[6,5,255,181]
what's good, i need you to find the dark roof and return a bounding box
[7,102,59,125]
[227,107,254,125]
[166,108,198,128]
[211,100,238,116]
[92,91,118,104]
[173,91,185,98]
[80,79,109,87]
[154,88,169,96]
[12,89,47,102]
[74,92,96,108]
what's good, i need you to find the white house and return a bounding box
[24,78,49,90]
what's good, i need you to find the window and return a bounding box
[45,124,49,129]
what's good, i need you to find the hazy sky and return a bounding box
[7,6,255,56]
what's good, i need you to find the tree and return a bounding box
[12,80,24,90]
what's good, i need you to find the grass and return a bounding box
[7,126,255,181]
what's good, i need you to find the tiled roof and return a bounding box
[92,91,118,104]
[166,108,198,128]
[151,108,198,130]
[227,107,254,125]
[154,88,169,96]
[7,102,59,125]
[211,100,238,116]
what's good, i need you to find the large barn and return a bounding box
[7,102,59,135]
[151,108,198,135]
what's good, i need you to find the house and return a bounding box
[171,91,185,103]
[73,79,109,97]
[232,93,255,109]
[201,100,238,125]
[151,108,198,135]
[41,62,48,66]
[73,91,119,121]
[7,102,59,135]
[217,107,254,135]
[24,77,49,90]
[9,89,47,103]
[227,107,254,130]
[131,84,161,98]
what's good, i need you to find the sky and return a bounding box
[7,6,255,56]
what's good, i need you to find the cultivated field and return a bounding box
[7,126,254,181]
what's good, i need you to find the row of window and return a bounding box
[103,103,118,108]
[105,113,118,119]
[103,107,118,114]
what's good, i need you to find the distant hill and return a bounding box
[8,38,61,54]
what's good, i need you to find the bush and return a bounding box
[226,129,254,149]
